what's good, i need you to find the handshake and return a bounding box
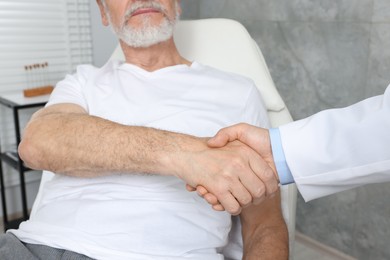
[180,123,280,215]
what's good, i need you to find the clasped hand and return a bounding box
[184,124,279,215]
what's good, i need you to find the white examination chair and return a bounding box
[32,18,297,258]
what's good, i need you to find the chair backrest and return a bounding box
[111,18,297,253]
[33,18,297,258]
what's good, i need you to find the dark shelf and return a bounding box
[0,91,48,231]
[4,217,24,230]
[0,151,32,172]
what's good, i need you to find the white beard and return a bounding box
[107,1,179,48]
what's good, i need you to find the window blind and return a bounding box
[0,0,93,188]
[0,0,93,92]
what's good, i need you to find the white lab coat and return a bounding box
[279,85,390,201]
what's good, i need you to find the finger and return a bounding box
[216,192,242,215]
[237,168,266,205]
[248,154,279,197]
[228,180,253,209]
[207,124,245,148]
[207,131,231,148]
[186,184,196,192]
[203,193,219,205]
[196,185,209,197]
[212,204,225,211]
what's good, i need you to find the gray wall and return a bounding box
[181,0,390,259]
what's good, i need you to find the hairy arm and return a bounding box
[19,103,196,177]
[240,191,289,260]
[19,103,276,214]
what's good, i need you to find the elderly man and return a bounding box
[0,0,288,259]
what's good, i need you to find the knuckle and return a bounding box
[261,167,274,180]
[216,173,235,187]
[253,185,265,198]
[214,181,230,193]
[240,196,252,206]
[264,172,273,181]
[213,189,225,198]
[230,157,245,169]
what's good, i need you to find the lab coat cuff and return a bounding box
[269,128,295,185]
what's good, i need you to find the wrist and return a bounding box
[159,133,207,181]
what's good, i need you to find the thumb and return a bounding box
[207,130,232,148]
[208,124,245,148]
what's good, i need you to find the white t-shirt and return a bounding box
[11,61,270,260]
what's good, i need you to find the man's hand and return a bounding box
[186,123,279,212]
[208,123,277,173]
[177,139,278,215]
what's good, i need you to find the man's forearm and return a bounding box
[19,105,197,177]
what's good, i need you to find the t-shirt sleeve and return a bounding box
[242,83,270,128]
[46,65,96,111]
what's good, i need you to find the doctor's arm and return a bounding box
[208,85,390,202]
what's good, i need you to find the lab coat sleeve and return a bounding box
[279,85,390,201]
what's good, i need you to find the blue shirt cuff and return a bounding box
[269,128,295,185]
